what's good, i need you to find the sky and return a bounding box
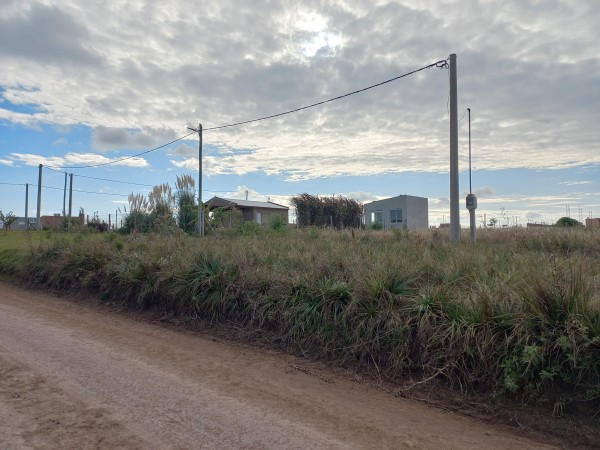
[1,0,599,227]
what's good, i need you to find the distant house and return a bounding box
[363,195,428,231]
[9,217,36,231]
[206,197,289,226]
[586,218,600,228]
[526,222,553,229]
[41,213,85,230]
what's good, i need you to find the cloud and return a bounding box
[0,0,599,179]
[11,152,148,168]
[0,158,14,166]
[167,144,196,157]
[91,126,178,152]
[461,186,495,198]
[0,3,102,67]
[559,181,592,186]
[52,137,67,146]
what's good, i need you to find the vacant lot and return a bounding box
[0,227,598,445]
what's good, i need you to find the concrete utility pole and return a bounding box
[68,173,73,230]
[187,123,204,236]
[25,183,29,230]
[36,164,43,230]
[449,53,460,243]
[63,173,68,217]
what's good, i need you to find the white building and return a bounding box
[363,195,428,231]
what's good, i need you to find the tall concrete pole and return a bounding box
[68,173,73,230]
[187,123,204,237]
[25,183,29,230]
[198,123,204,237]
[36,164,43,230]
[63,173,68,217]
[449,53,460,243]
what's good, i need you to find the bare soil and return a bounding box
[0,281,582,449]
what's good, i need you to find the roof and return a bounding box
[363,194,428,207]
[207,196,289,210]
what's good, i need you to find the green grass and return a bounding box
[1,226,599,416]
[0,230,40,251]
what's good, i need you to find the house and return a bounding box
[9,217,36,231]
[585,218,600,228]
[363,195,428,231]
[206,197,289,226]
[41,213,85,230]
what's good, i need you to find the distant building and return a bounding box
[363,195,428,231]
[206,197,289,226]
[41,213,84,230]
[586,218,600,228]
[526,222,553,229]
[9,217,36,231]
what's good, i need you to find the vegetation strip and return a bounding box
[0,227,598,420]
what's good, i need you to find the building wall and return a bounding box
[363,195,428,231]
[252,207,289,226]
[405,196,429,229]
[586,218,600,227]
[238,207,288,226]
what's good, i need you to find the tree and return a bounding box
[0,210,17,231]
[291,194,363,228]
[555,216,582,227]
[175,175,197,234]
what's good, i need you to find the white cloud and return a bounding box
[1,0,599,179]
[52,137,67,145]
[0,158,14,166]
[559,181,592,186]
[11,152,148,168]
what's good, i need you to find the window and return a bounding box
[390,208,403,223]
[371,211,383,224]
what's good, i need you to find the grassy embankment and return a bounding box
[0,226,598,416]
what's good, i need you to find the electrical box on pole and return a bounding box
[466,194,477,244]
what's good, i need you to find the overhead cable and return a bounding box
[48,131,196,170]
[34,58,448,170]
[203,59,449,131]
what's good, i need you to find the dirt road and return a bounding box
[0,281,556,449]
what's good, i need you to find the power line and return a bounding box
[47,131,196,170]
[31,58,448,171]
[45,166,154,187]
[204,59,449,131]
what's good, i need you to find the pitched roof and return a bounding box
[207,196,289,210]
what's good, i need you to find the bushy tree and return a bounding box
[555,216,583,227]
[175,175,197,234]
[291,194,362,228]
[0,210,17,231]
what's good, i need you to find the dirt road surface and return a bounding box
[0,281,556,449]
